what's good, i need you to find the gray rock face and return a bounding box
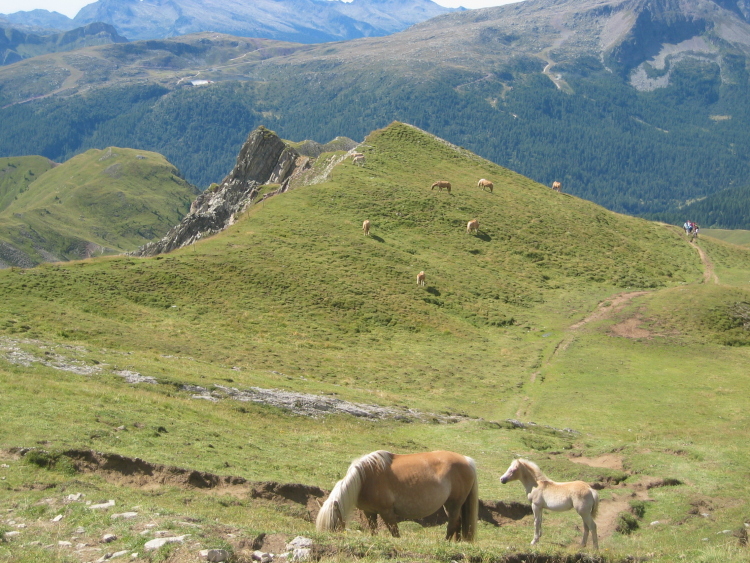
[130,126,300,258]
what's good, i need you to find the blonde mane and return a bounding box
[518,458,548,481]
[316,451,393,531]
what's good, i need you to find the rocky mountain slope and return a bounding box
[1,0,750,216]
[0,149,198,268]
[0,22,127,66]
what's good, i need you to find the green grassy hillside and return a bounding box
[702,229,750,247]
[1,123,749,562]
[0,147,198,267]
[0,155,56,212]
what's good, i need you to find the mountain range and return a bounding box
[0,22,127,66]
[1,0,750,221]
[2,0,455,43]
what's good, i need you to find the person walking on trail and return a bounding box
[684,221,691,235]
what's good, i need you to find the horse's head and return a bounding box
[500,459,521,484]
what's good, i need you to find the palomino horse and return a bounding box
[477,179,493,193]
[551,181,562,192]
[500,458,599,549]
[416,271,426,286]
[362,219,371,236]
[467,219,479,234]
[431,181,451,194]
[317,450,478,541]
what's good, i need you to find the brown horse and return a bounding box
[467,219,479,234]
[551,181,562,192]
[477,179,493,193]
[431,181,451,194]
[362,219,371,236]
[416,271,426,286]
[500,458,599,549]
[316,450,478,541]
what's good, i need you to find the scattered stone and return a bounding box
[144,535,189,551]
[16,523,26,528]
[3,531,20,538]
[59,541,73,547]
[292,548,311,562]
[285,537,313,551]
[154,530,174,537]
[29,541,41,546]
[700,512,710,518]
[76,543,87,549]
[206,549,231,562]
[102,534,117,543]
[51,514,63,522]
[0,464,9,468]
[76,527,86,534]
[131,554,138,559]
[111,550,129,558]
[115,426,126,431]
[111,512,138,520]
[252,551,273,562]
[114,370,157,384]
[650,521,661,526]
[67,493,84,501]
[90,500,116,510]
[719,529,732,534]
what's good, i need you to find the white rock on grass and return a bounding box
[292,548,311,562]
[67,493,84,501]
[111,550,129,559]
[102,534,117,543]
[3,531,20,539]
[51,514,63,522]
[206,549,231,562]
[111,512,138,520]
[90,500,116,510]
[252,551,272,562]
[285,537,313,551]
[144,535,189,551]
[58,541,73,547]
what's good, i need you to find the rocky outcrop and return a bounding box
[130,126,306,258]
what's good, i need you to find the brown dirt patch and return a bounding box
[569,454,624,471]
[609,317,651,338]
[692,242,719,284]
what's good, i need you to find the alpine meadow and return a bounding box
[2,0,750,561]
[1,122,750,562]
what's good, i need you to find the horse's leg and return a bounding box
[531,503,542,545]
[443,501,462,541]
[364,511,379,535]
[378,509,401,538]
[582,512,598,549]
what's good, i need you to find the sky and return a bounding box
[0,0,522,20]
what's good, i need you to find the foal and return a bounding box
[500,458,599,549]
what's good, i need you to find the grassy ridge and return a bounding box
[2,123,750,562]
[0,156,56,213]
[0,147,198,265]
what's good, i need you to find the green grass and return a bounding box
[0,147,198,266]
[702,229,750,247]
[1,123,749,562]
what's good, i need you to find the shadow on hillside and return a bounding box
[370,234,385,243]
[475,232,492,242]
[426,287,441,296]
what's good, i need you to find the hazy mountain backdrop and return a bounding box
[1,0,750,222]
[2,0,455,43]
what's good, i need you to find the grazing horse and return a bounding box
[353,154,365,166]
[362,219,371,236]
[431,181,452,194]
[316,450,478,541]
[416,271,426,286]
[500,458,599,549]
[551,181,562,192]
[467,219,479,234]
[477,179,493,193]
